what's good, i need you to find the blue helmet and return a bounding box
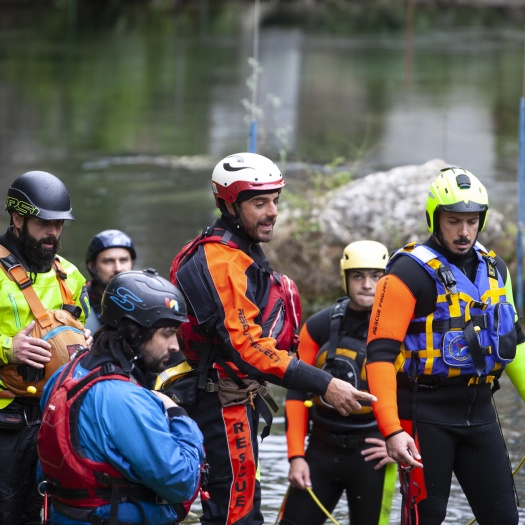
[86,229,136,276]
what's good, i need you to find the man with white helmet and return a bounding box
[367,166,525,524]
[169,153,376,525]
[280,240,396,525]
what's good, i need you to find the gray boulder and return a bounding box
[266,159,515,304]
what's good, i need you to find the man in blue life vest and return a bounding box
[0,171,91,525]
[85,229,136,332]
[367,166,525,524]
[280,240,396,525]
[38,269,205,525]
[168,152,377,525]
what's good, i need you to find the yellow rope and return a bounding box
[466,454,525,525]
[306,487,342,525]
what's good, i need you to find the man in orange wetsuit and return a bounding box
[169,152,376,525]
[366,166,525,525]
[280,240,396,525]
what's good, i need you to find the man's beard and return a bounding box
[22,233,61,271]
[236,210,274,243]
[435,231,476,260]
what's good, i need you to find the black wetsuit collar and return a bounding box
[426,235,479,281]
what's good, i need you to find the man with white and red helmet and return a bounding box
[168,153,376,525]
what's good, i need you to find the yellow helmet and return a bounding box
[340,240,389,293]
[426,166,489,233]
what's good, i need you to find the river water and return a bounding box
[1,2,525,523]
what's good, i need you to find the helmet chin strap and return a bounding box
[115,324,147,372]
[114,346,135,374]
[219,200,244,230]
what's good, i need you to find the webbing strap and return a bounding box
[0,244,75,329]
[0,246,51,328]
[54,258,75,305]
[407,313,488,334]
[326,298,348,364]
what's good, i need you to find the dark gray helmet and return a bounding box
[86,229,136,272]
[6,171,74,221]
[101,268,188,328]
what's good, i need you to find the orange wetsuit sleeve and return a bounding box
[368,273,417,343]
[366,362,401,438]
[284,323,319,458]
[366,273,417,438]
[295,322,319,367]
[285,399,309,459]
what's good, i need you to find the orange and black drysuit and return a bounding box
[173,217,333,525]
[366,236,525,525]
[280,299,396,525]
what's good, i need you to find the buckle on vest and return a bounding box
[202,226,213,237]
[101,363,116,376]
[8,266,31,289]
[435,265,458,294]
[62,304,82,319]
[205,379,219,393]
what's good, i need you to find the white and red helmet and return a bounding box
[211,153,285,207]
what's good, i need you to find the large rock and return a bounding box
[266,159,515,304]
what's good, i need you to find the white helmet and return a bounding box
[211,152,285,207]
[340,240,389,293]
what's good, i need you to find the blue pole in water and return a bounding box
[517,96,525,316]
[249,120,257,154]
[248,0,260,153]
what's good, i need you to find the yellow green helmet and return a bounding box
[426,166,489,234]
[340,240,389,293]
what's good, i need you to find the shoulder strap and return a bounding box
[173,227,274,279]
[53,259,75,305]
[0,245,76,328]
[326,297,350,364]
[0,245,52,328]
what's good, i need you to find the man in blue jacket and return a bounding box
[37,269,205,525]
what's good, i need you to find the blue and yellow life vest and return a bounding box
[391,242,517,380]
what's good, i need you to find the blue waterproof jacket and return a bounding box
[39,357,204,525]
